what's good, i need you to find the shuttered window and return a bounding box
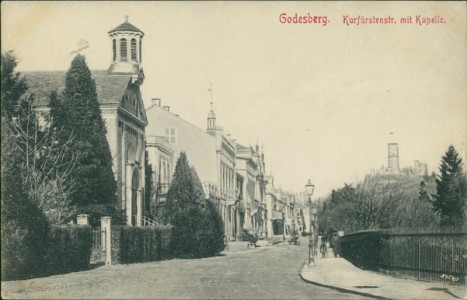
[131,39,137,61]
[112,39,116,61]
[120,38,127,61]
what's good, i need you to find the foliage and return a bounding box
[164,152,224,257]
[110,225,173,264]
[1,51,28,117]
[1,117,50,280]
[1,52,50,280]
[1,52,79,224]
[432,145,466,226]
[192,200,225,257]
[144,150,154,216]
[50,54,116,213]
[319,174,439,234]
[46,225,92,275]
[10,95,79,224]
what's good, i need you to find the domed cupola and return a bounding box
[108,16,144,75]
[207,102,217,131]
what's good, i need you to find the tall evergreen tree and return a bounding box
[164,152,199,255]
[433,145,466,226]
[1,51,28,117]
[144,150,154,216]
[50,55,115,216]
[165,152,199,222]
[165,152,224,257]
[1,52,49,279]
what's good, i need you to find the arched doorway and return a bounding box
[131,168,139,226]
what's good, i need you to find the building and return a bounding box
[387,143,400,175]
[265,175,286,243]
[413,160,428,176]
[145,100,240,240]
[235,143,259,231]
[145,134,174,219]
[24,19,148,226]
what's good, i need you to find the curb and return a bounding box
[298,261,393,300]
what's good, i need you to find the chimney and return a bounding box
[163,106,170,112]
[151,98,161,107]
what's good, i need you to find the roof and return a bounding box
[207,109,216,119]
[23,70,132,106]
[108,21,144,35]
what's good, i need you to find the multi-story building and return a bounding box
[265,176,285,243]
[145,133,174,219]
[24,19,148,226]
[235,143,258,231]
[145,101,240,240]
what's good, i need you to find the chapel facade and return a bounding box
[24,19,148,226]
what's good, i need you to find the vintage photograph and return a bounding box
[1,1,466,299]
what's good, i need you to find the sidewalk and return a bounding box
[300,250,466,299]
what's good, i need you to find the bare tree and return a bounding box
[8,103,80,224]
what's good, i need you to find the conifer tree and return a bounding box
[433,145,466,226]
[50,55,115,216]
[1,53,49,279]
[165,152,224,257]
[1,51,28,117]
[165,152,199,255]
[144,150,154,215]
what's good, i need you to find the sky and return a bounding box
[2,1,466,198]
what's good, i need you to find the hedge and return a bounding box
[45,224,92,275]
[111,225,173,264]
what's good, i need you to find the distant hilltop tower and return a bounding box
[387,143,400,174]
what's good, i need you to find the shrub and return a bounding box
[46,224,92,275]
[111,225,173,264]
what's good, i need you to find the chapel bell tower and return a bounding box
[108,16,144,75]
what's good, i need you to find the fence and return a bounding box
[339,227,467,285]
[90,227,106,264]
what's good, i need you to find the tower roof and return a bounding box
[208,109,216,119]
[207,102,216,119]
[108,20,144,35]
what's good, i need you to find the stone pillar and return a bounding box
[77,214,89,225]
[101,216,112,265]
[235,207,242,236]
[136,188,142,227]
[126,162,134,226]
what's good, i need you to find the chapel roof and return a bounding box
[23,70,132,107]
[108,21,144,35]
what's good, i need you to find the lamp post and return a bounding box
[305,179,315,266]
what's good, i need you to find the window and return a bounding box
[120,38,127,61]
[139,40,142,62]
[165,128,177,144]
[131,39,137,61]
[112,39,116,61]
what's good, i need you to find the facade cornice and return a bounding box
[118,107,147,128]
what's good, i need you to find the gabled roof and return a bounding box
[108,21,144,35]
[23,70,132,107]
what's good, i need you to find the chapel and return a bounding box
[24,18,148,226]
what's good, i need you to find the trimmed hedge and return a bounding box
[46,224,92,275]
[111,225,173,264]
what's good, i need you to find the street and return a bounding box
[2,238,367,299]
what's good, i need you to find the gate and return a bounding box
[91,227,107,264]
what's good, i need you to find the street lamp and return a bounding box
[305,179,315,265]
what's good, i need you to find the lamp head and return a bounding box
[305,179,315,197]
